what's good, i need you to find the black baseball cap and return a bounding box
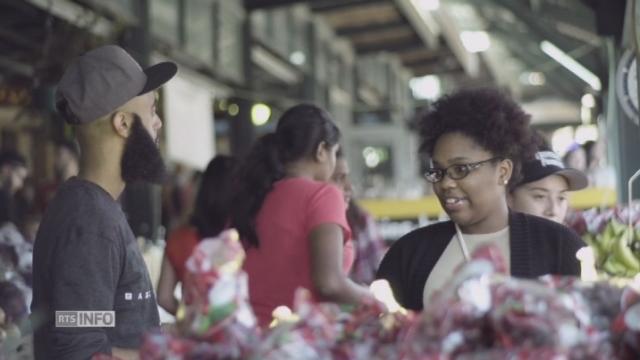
[518,150,588,190]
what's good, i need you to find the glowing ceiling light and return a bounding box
[412,0,440,12]
[251,103,271,126]
[217,99,228,111]
[228,103,239,116]
[363,147,381,168]
[528,72,546,86]
[460,31,491,53]
[581,93,596,108]
[409,75,441,100]
[289,51,306,66]
[519,72,546,86]
[540,40,602,91]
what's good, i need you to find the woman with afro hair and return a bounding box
[376,88,585,311]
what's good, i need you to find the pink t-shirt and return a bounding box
[243,177,353,326]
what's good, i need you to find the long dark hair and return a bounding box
[190,155,236,239]
[231,104,341,247]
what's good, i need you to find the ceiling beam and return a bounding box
[251,44,303,85]
[397,48,450,64]
[531,0,597,38]
[0,26,41,52]
[318,2,400,28]
[403,54,456,68]
[310,0,389,12]
[409,61,463,76]
[490,0,573,45]
[243,0,307,11]
[23,0,113,36]
[394,0,439,49]
[401,51,463,76]
[349,27,415,46]
[484,1,603,91]
[73,0,138,24]
[353,34,423,54]
[492,32,582,99]
[489,0,599,73]
[484,5,594,90]
[336,20,408,37]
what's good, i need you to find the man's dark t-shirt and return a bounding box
[31,178,160,359]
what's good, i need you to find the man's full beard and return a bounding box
[121,115,166,184]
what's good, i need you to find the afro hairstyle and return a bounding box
[417,87,536,187]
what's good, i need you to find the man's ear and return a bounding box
[111,112,132,138]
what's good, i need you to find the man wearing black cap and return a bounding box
[508,149,588,224]
[31,45,177,359]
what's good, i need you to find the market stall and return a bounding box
[87,229,640,360]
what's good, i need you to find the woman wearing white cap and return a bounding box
[508,146,588,224]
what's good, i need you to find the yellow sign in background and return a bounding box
[360,188,617,220]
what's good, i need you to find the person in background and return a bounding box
[376,88,585,311]
[0,151,33,292]
[231,104,374,327]
[21,140,80,246]
[0,151,29,228]
[562,143,587,173]
[0,195,33,309]
[330,150,385,285]
[161,163,198,232]
[31,45,177,360]
[508,144,588,224]
[582,138,616,188]
[347,201,387,285]
[157,155,236,315]
[0,151,28,200]
[0,279,28,329]
[0,237,31,326]
[55,140,80,182]
[582,140,596,171]
[35,139,80,214]
[0,278,31,360]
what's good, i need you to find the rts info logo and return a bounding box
[55,311,115,327]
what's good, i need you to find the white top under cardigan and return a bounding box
[422,226,510,308]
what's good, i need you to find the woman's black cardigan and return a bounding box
[376,211,585,311]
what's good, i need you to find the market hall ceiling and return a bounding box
[246,0,460,77]
[0,0,99,85]
[0,0,623,103]
[245,0,618,101]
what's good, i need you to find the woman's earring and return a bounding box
[503,179,509,185]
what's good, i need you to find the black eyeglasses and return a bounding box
[423,157,502,183]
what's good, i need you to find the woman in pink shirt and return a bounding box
[230,104,373,326]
